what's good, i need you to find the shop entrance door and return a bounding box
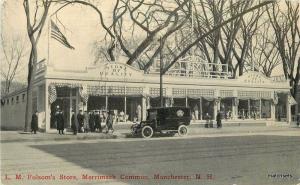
[50,98,71,128]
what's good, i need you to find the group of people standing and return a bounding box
[70,109,114,135]
[204,111,222,128]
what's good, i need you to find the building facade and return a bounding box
[0,59,295,131]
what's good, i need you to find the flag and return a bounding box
[51,20,75,50]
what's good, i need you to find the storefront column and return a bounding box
[232,98,238,119]
[45,82,51,132]
[185,97,188,107]
[248,99,251,119]
[199,98,202,120]
[286,95,291,124]
[105,95,108,110]
[142,96,147,121]
[124,96,127,118]
[271,102,276,120]
[259,99,262,119]
[213,99,219,120]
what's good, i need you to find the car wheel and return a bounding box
[141,126,153,138]
[178,125,188,136]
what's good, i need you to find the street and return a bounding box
[1,134,300,185]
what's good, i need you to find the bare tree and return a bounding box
[267,1,300,99]
[1,34,26,95]
[23,0,52,131]
[192,0,251,76]
[162,0,274,74]
[247,20,281,77]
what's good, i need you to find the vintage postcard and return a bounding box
[1,0,299,184]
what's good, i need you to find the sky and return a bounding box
[0,0,289,83]
[1,0,116,83]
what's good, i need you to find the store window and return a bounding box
[220,98,233,119]
[238,100,248,119]
[57,87,71,97]
[11,97,14,105]
[16,96,19,104]
[275,93,287,121]
[250,100,260,119]
[202,98,214,119]
[71,88,77,96]
[261,100,271,118]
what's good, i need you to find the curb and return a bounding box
[1,127,299,143]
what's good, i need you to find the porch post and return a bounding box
[142,96,147,121]
[259,99,262,119]
[232,98,237,120]
[105,95,108,111]
[199,97,202,120]
[124,96,127,118]
[248,99,251,119]
[286,94,291,124]
[271,102,276,121]
[213,99,218,120]
[45,81,51,132]
[185,97,188,107]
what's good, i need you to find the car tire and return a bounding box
[178,125,188,136]
[141,126,153,138]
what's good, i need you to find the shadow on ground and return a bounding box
[29,135,300,185]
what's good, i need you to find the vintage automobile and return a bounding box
[131,107,192,138]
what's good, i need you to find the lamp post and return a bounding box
[160,37,164,107]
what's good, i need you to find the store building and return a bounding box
[0,57,296,131]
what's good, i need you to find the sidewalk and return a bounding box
[1,125,299,143]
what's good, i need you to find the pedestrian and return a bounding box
[83,110,89,133]
[77,110,84,133]
[71,110,78,135]
[205,113,211,128]
[57,110,65,134]
[89,111,95,132]
[31,111,38,134]
[106,110,114,133]
[94,110,101,132]
[216,110,222,128]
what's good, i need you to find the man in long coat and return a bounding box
[106,110,114,133]
[94,111,101,132]
[77,110,84,133]
[89,111,95,132]
[57,110,65,134]
[216,111,222,128]
[71,110,78,135]
[31,111,38,134]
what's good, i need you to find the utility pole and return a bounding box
[160,37,164,107]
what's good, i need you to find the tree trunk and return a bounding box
[24,47,37,132]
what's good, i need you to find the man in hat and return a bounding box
[94,110,101,132]
[89,111,95,132]
[71,110,78,135]
[106,110,114,133]
[216,110,222,128]
[57,110,65,134]
[31,111,38,134]
[77,110,84,133]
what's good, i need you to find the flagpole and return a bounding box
[48,16,51,66]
